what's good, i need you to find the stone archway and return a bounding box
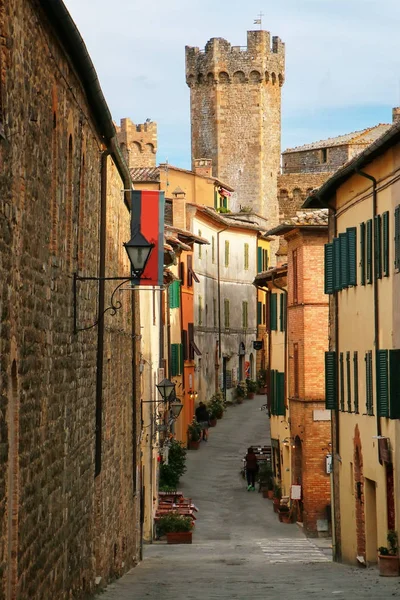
[354,425,366,559]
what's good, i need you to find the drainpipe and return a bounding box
[95,150,109,477]
[356,169,381,439]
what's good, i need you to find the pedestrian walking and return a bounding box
[245,447,258,491]
[195,401,210,441]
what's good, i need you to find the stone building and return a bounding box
[116,117,157,168]
[0,2,140,599]
[185,30,285,222]
[278,122,393,220]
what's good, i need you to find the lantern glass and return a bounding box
[156,378,176,402]
[170,400,184,420]
[124,231,154,276]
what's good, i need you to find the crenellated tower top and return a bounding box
[185,30,285,88]
[116,118,157,168]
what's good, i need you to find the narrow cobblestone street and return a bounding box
[99,397,400,599]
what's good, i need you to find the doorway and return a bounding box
[364,478,378,564]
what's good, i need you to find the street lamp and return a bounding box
[73,232,154,333]
[170,399,184,420]
[124,230,155,279]
[156,378,176,403]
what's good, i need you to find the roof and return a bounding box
[303,121,400,209]
[192,206,266,232]
[165,225,209,245]
[253,264,288,287]
[130,167,160,182]
[283,124,391,154]
[265,209,329,236]
[40,0,131,195]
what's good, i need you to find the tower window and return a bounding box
[320,148,328,164]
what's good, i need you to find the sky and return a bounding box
[64,0,400,170]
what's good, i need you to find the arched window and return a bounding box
[218,71,229,84]
[249,70,261,83]
[233,71,246,83]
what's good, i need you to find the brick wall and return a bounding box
[0,3,139,599]
[186,30,284,223]
[286,228,331,535]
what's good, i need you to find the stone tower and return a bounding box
[116,118,157,168]
[185,30,285,223]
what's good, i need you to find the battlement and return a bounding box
[116,118,157,168]
[185,30,285,86]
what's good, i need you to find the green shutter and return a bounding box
[324,243,334,294]
[365,351,373,415]
[353,351,359,414]
[383,211,389,277]
[389,349,400,419]
[224,299,230,328]
[244,243,249,270]
[395,206,400,270]
[279,294,287,331]
[339,233,349,289]
[257,301,262,325]
[376,349,389,417]
[257,247,262,272]
[346,351,352,412]
[374,215,382,280]
[366,219,373,284]
[277,372,285,416]
[169,280,180,309]
[270,294,277,331]
[225,240,229,267]
[242,301,248,328]
[270,369,276,415]
[325,351,337,410]
[171,344,179,376]
[347,227,357,286]
[339,352,345,411]
[360,222,366,286]
[333,237,341,291]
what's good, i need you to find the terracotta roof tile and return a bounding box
[130,167,160,182]
[283,124,391,154]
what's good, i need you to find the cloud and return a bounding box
[64,0,400,167]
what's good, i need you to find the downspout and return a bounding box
[356,169,381,439]
[95,150,109,477]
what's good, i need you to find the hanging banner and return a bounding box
[131,190,165,286]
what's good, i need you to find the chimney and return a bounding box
[193,158,213,178]
[172,187,187,230]
[392,107,400,124]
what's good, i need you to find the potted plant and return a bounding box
[207,402,218,427]
[378,531,399,576]
[236,381,247,404]
[246,379,257,399]
[209,392,224,419]
[187,419,202,449]
[278,504,292,524]
[257,369,268,395]
[157,513,193,544]
[257,463,274,498]
[273,483,282,513]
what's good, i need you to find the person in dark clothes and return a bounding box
[195,401,210,441]
[245,447,258,491]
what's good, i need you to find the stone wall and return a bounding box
[186,30,284,223]
[0,2,139,599]
[278,172,330,219]
[282,144,357,175]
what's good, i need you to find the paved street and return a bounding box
[99,396,400,599]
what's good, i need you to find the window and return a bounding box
[382,211,389,277]
[324,228,357,293]
[182,330,188,360]
[171,343,182,376]
[169,280,180,308]
[293,249,298,304]
[320,148,328,164]
[346,351,352,412]
[179,261,185,287]
[374,215,382,280]
[365,350,373,415]
[339,233,348,288]
[293,343,299,398]
[224,240,230,267]
[269,293,277,331]
[198,230,202,258]
[263,249,268,271]
[188,323,201,360]
[325,351,337,410]
[360,222,366,286]
[212,236,215,263]
[242,301,248,329]
[244,243,249,270]
[395,206,400,271]
[198,296,203,325]
[224,299,230,328]
[376,350,389,417]
[257,247,263,272]
[389,349,400,418]
[324,243,334,294]
[339,352,344,411]
[257,301,262,325]
[353,352,359,414]
[270,370,285,416]
[366,219,373,284]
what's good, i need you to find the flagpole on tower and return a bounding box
[253,12,264,29]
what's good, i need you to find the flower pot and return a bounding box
[247,392,255,399]
[209,418,217,427]
[237,397,244,404]
[278,510,292,524]
[166,531,192,544]
[188,440,200,450]
[262,489,270,499]
[379,554,400,577]
[267,489,274,499]
[258,386,267,395]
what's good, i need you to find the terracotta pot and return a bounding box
[237,397,244,404]
[209,418,217,427]
[247,392,255,399]
[258,386,267,395]
[262,489,270,499]
[379,554,400,577]
[278,510,292,524]
[188,440,200,450]
[267,489,274,499]
[166,531,192,545]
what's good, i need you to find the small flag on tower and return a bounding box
[254,18,261,24]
